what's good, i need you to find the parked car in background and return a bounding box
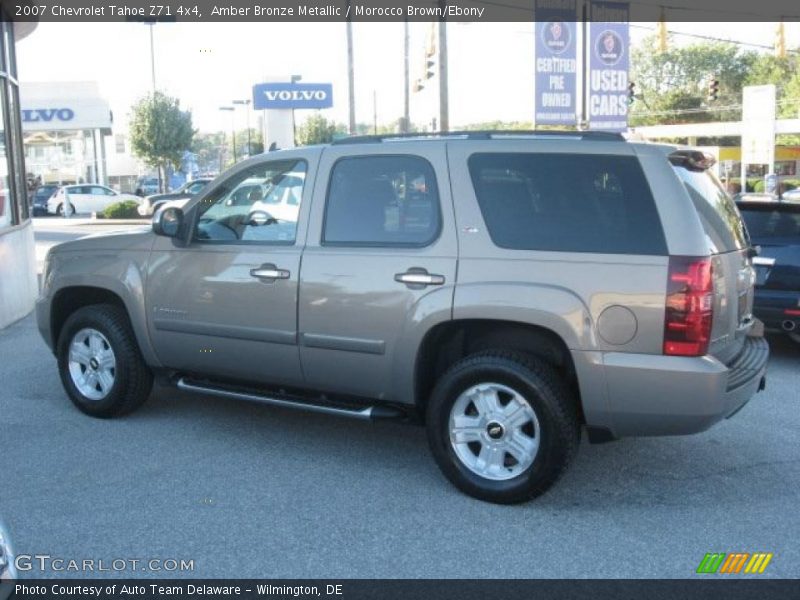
[737,199,800,345]
[137,178,213,216]
[135,176,160,197]
[733,192,779,203]
[30,183,59,216]
[47,184,140,216]
[780,187,800,203]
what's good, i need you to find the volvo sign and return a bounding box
[21,108,75,123]
[252,82,333,110]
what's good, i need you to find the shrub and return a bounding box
[100,200,141,219]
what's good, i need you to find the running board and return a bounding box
[176,377,405,421]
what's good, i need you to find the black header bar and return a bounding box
[4,0,800,23]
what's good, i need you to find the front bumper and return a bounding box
[594,334,769,437]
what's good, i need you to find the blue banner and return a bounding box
[252,83,333,110]
[534,0,578,126]
[588,1,630,131]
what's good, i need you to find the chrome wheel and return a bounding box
[448,382,540,481]
[67,328,116,401]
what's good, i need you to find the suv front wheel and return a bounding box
[426,350,579,504]
[57,304,153,418]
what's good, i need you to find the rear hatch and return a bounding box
[737,201,800,292]
[672,159,754,364]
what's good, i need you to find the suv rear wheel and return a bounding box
[56,304,153,418]
[426,350,579,504]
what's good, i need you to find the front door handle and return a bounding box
[250,264,290,281]
[395,268,445,288]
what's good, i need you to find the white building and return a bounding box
[20,81,147,192]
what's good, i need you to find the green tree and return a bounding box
[630,36,757,127]
[129,92,195,190]
[296,113,344,145]
[191,132,226,174]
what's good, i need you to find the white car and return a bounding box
[47,184,140,216]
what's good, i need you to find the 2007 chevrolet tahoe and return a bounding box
[37,131,768,504]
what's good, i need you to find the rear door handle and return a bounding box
[395,269,445,288]
[250,264,290,281]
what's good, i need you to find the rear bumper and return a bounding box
[753,288,800,331]
[582,334,769,438]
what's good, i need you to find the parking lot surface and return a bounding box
[0,223,798,579]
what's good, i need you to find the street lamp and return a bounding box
[144,22,156,93]
[219,106,236,163]
[232,99,252,157]
[291,74,302,146]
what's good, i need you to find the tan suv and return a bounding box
[36,131,769,504]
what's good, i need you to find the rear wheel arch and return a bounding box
[413,319,581,420]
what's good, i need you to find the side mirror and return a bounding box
[152,206,184,238]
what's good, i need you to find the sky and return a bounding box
[14,21,799,135]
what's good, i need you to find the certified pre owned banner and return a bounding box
[588,1,630,131]
[534,0,578,126]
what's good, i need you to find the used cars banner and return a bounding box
[588,1,630,132]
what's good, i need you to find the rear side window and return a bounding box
[674,167,748,253]
[323,155,440,246]
[467,153,666,255]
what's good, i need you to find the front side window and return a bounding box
[468,153,667,255]
[195,159,306,244]
[323,155,440,246]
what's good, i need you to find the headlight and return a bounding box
[0,519,17,581]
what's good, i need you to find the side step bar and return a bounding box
[176,377,405,421]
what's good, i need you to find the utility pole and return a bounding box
[346,0,356,135]
[437,1,449,132]
[657,8,668,53]
[147,23,156,93]
[403,19,410,133]
[775,21,786,58]
[373,90,378,134]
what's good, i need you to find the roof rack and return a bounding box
[330,130,625,145]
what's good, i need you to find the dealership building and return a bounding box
[0,18,38,329]
[21,81,144,192]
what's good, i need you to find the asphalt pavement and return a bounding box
[0,221,798,579]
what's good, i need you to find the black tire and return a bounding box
[426,350,580,504]
[56,203,75,217]
[56,303,153,418]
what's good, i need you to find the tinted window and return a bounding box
[739,205,800,241]
[674,167,748,253]
[468,153,666,255]
[323,155,440,246]
[195,159,306,244]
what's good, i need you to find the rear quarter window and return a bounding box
[467,153,667,255]
[673,167,748,253]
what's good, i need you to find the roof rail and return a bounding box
[330,130,625,145]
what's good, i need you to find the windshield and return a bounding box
[738,205,800,242]
[674,166,749,253]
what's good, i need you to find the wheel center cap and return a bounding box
[486,421,505,440]
[89,357,99,370]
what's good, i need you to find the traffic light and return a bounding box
[775,22,786,58]
[627,81,636,105]
[707,76,719,102]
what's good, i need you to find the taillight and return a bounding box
[663,256,714,357]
